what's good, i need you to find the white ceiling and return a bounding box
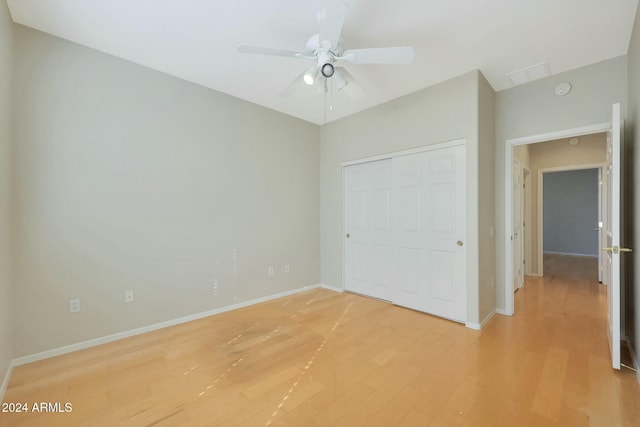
[6,0,639,125]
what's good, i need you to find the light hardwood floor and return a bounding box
[543,253,599,281]
[1,261,639,426]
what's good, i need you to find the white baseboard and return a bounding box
[319,283,344,293]
[495,308,510,316]
[466,310,496,330]
[12,284,323,368]
[1,360,15,403]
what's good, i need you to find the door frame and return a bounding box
[536,164,605,275]
[503,122,611,315]
[512,158,524,289]
[523,167,533,276]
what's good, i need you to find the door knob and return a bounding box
[602,246,633,254]
[457,240,464,247]
[346,233,350,238]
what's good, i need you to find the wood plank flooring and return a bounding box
[1,257,639,426]
[543,253,599,281]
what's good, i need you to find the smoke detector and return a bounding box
[554,82,572,96]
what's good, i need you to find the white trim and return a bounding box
[341,165,346,294]
[341,139,465,167]
[0,360,15,402]
[535,163,606,173]
[11,285,323,367]
[507,123,611,146]
[466,310,496,330]
[319,283,344,293]
[523,167,533,276]
[504,123,610,316]
[495,308,510,316]
[512,158,524,289]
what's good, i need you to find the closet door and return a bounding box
[392,144,467,322]
[344,159,393,301]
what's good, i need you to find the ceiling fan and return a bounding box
[237,0,415,98]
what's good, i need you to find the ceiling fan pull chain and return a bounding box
[323,86,327,125]
[330,78,334,112]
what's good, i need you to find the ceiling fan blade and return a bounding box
[279,71,306,97]
[317,0,348,48]
[340,47,415,64]
[335,67,365,99]
[237,45,309,59]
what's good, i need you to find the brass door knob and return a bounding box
[603,246,633,254]
[457,240,464,247]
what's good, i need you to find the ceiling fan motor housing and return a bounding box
[307,37,338,79]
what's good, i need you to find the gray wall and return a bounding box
[478,73,496,320]
[495,56,628,310]
[320,70,488,324]
[627,3,640,376]
[0,1,14,391]
[543,169,599,257]
[12,26,321,357]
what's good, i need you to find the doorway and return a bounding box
[541,167,602,281]
[505,124,610,315]
[504,104,625,370]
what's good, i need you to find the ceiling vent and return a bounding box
[506,62,551,86]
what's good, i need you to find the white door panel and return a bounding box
[344,159,393,301]
[392,144,467,322]
[429,250,454,301]
[398,247,421,295]
[605,103,623,370]
[344,143,466,322]
[372,190,390,230]
[512,159,523,289]
[399,187,421,232]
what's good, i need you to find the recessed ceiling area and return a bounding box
[6,0,639,125]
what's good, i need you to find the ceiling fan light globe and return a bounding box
[303,67,318,85]
[321,63,335,78]
[334,69,348,90]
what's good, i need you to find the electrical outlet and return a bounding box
[268,266,274,277]
[284,265,290,274]
[125,290,134,303]
[69,298,80,314]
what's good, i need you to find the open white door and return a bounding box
[512,159,523,289]
[604,102,628,370]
